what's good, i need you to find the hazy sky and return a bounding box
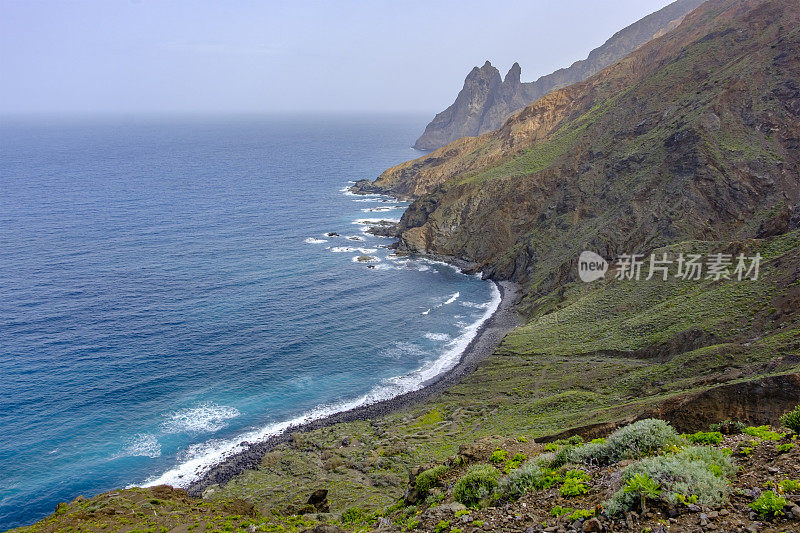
[1,0,676,114]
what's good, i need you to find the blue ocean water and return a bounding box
[0,115,499,529]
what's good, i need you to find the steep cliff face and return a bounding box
[412,0,707,151]
[357,0,800,304]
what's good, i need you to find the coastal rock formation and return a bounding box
[357,0,800,301]
[413,0,706,150]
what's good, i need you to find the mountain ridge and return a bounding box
[413,0,707,151]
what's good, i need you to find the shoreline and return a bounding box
[185,278,522,497]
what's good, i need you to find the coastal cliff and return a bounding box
[412,0,706,151]
[357,0,800,307]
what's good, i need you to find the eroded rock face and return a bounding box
[413,0,706,151]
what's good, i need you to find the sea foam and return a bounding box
[161,403,240,434]
[141,281,501,489]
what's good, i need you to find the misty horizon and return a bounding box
[1,0,676,115]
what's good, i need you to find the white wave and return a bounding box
[444,292,460,305]
[361,205,402,213]
[352,218,400,225]
[330,246,377,254]
[421,308,431,315]
[345,235,365,241]
[161,403,240,434]
[141,282,501,490]
[424,332,451,342]
[304,237,327,244]
[380,341,428,361]
[116,433,162,459]
[460,300,491,309]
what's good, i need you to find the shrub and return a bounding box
[560,477,589,497]
[780,405,800,433]
[750,491,786,518]
[604,446,736,515]
[684,431,723,445]
[472,521,484,527]
[743,426,785,441]
[550,505,573,517]
[450,528,462,533]
[404,518,420,531]
[517,436,528,443]
[567,509,595,521]
[415,465,450,494]
[433,520,450,533]
[453,465,501,506]
[499,460,562,499]
[565,419,681,467]
[777,443,794,453]
[341,507,372,524]
[778,479,800,493]
[489,449,509,463]
[424,490,445,507]
[544,443,559,452]
[503,452,527,472]
[623,473,662,513]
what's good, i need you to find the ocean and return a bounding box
[0,115,499,529]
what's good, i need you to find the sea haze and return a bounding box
[0,115,498,529]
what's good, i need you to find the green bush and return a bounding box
[453,465,501,507]
[544,443,559,452]
[750,490,786,518]
[550,505,573,517]
[489,449,509,463]
[567,509,595,521]
[499,460,562,499]
[743,426,785,441]
[503,452,527,472]
[777,443,794,453]
[604,446,736,515]
[341,507,373,524]
[415,464,450,493]
[780,405,800,433]
[433,520,450,533]
[684,431,723,445]
[778,479,800,493]
[623,473,662,513]
[560,477,589,497]
[560,470,590,497]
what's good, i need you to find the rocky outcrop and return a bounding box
[413,0,706,151]
[359,0,800,297]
